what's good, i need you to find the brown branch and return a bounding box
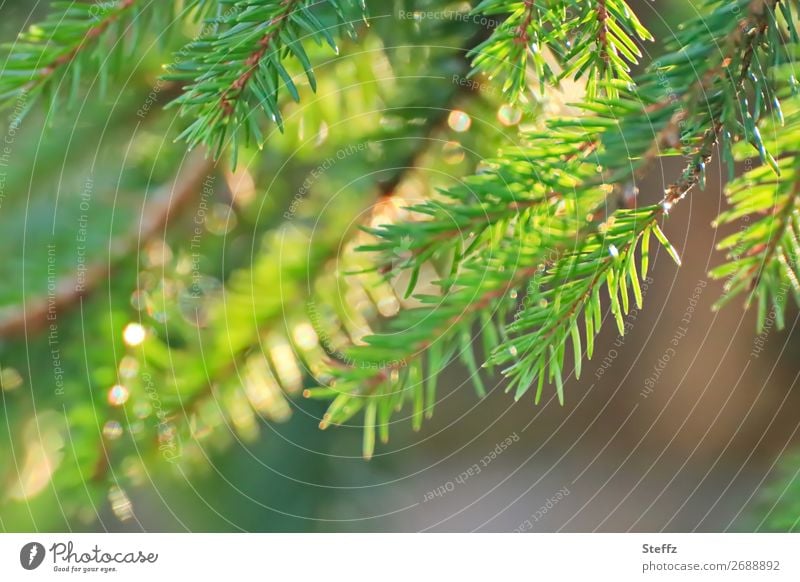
[0,152,214,338]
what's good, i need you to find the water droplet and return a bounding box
[144,241,172,268]
[122,323,146,347]
[130,290,148,311]
[443,141,465,164]
[205,203,237,235]
[379,116,402,131]
[133,401,152,419]
[661,199,673,214]
[175,256,193,276]
[509,346,518,356]
[623,183,639,205]
[292,323,319,350]
[609,244,619,258]
[102,421,123,440]
[151,310,168,324]
[8,412,65,501]
[447,110,471,132]
[509,289,518,299]
[0,367,23,391]
[118,356,139,379]
[316,121,329,146]
[108,385,130,407]
[270,340,303,393]
[377,295,401,317]
[179,276,222,328]
[475,160,493,174]
[122,457,146,485]
[109,486,134,522]
[158,424,176,444]
[497,105,522,126]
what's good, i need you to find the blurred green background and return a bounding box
[1,0,799,533]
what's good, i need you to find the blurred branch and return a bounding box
[0,151,214,337]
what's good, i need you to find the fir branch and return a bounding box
[217,0,302,117]
[372,0,777,286]
[711,101,800,329]
[168,0,365,159]
[469,0,652,101]
[364,129,601,283]
[0,0,180,112]
[135,22,490,437]
[491,201,680,403]
[469,0,559,99]
[310,153,695,457]
[308,0,794,457]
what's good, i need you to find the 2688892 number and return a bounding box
[730,560,780,571]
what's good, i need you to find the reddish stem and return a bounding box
[39,0,137,81]
[514,0,536,46]
[219,0,299,116]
